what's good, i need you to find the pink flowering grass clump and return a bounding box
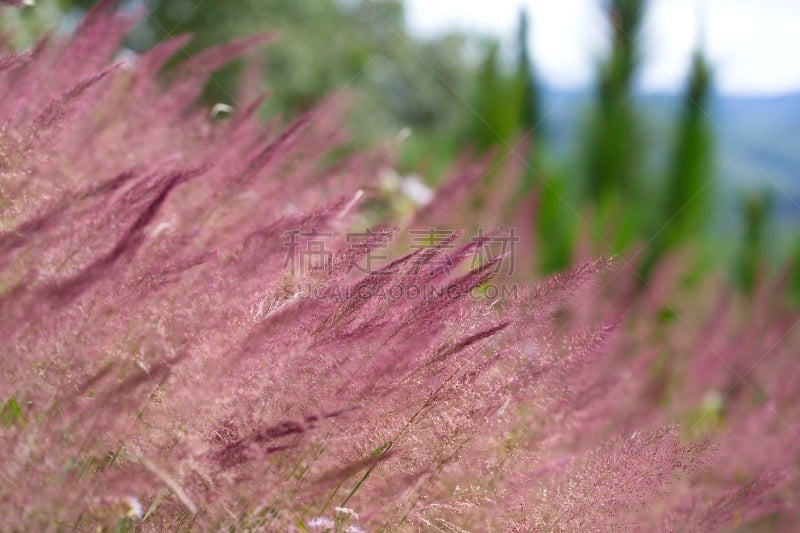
[1,4,798,531]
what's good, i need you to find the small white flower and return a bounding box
[394,126,412,145]
[334,506,360,521]
[702,390,724,412]
[307,517,335,530]
[114,48,139,70]
[210,102,234,118]
[400,174,434,206]
[123,496,143,519]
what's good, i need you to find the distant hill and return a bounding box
[540,89,800,236]
[715,94,800,213]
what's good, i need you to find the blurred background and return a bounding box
[3,0,799,293]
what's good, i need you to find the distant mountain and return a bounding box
[715,94,800,214]
[539,89,800,231]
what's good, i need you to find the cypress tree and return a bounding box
[641,49,714,279]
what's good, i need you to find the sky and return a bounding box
[403,0,800,96]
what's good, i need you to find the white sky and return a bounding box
[403,0,800,95]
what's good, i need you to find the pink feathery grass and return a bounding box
[0,4,798,531]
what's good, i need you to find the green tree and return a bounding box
[662,51,714,243]
[53,0,472,149]
[641,50,714,279]
[737,189,774,293]
[464,9,544,153]
[466,39,521,151]
[583,0,647,252]
[0,0,63,48]
[515,8,542,139]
